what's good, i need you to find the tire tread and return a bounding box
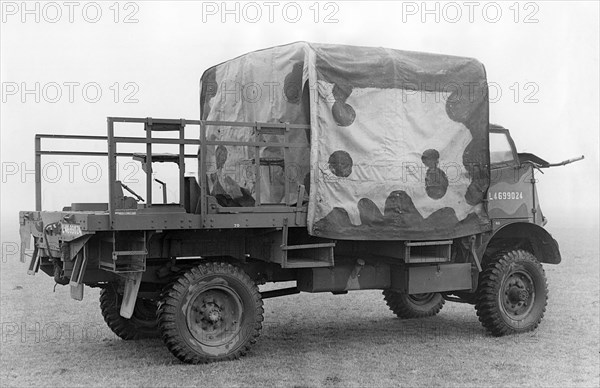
[475,250,548,336]
[157,262,263,364]
[383,291,445,319]
[99,285,159,340]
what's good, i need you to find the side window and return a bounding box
[490,132,515,166]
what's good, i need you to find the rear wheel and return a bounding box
[99,284,159,340]
[383,290,445,318]
[157,262,263,364]
[475,250,548,336]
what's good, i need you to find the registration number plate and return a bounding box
[61,223,82,236]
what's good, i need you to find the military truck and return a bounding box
[18,42,582,364]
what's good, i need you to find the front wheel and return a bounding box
[157,262,263,364]
[383,290,445,318]
[475,250,548,336]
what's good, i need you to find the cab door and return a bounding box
[487,128,540,225]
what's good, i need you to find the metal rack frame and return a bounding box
[34,117,311,229]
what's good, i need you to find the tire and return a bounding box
[383,290,445,318]
[157,262,263,364]
[475,250,548,336]
[99,284,160,340]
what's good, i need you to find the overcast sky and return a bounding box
[1,0,598,233]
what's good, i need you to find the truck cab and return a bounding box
[488,124,545,227]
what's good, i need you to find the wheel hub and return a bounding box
[203,303,222,324]
[186,285,243,347]
[507,287,529,303]
[501,271,535,318]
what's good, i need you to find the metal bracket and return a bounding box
[469,235,482,272]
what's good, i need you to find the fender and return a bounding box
[481,221,561,264]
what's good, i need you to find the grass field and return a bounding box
[1,225,598,387]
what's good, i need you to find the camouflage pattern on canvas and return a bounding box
[199,42,491,240]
